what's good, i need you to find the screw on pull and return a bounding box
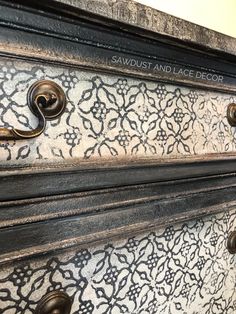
[35,93,58,108]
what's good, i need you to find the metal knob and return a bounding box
[0,80,66,140]
[227,231,236,254]
[35,291,72,314]
[227,103,236,126]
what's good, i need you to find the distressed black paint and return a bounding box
[0,2,235,92]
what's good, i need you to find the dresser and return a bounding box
[0,1,236,313]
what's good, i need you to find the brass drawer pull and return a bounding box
[227,231,236,254]
[227,103,236,126]
[35,291,72,314]
[0,80,66,140]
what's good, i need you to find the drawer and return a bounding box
[0,209,235,314]
[0,57,236,166]
[1,56,236,202]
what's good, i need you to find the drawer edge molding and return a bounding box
[1,176,236,265]
[1,155,236,201]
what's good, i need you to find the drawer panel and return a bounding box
[0,209,235,314]
[0,58,236,167]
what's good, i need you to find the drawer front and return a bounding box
[0,57,236,167]
[0,209,235,314]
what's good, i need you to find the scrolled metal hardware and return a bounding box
[0,80,66,140]
[227,230,236,254]
[35,291,72,314]
[227,103,236,126]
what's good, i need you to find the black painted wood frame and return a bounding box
[0,1,236,264]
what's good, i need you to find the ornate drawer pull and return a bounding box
[35,291,72,314]
[0,80,66,140]
[227,231,236,254]
[227,103,236,126]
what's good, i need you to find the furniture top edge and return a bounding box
[50,0,236,56]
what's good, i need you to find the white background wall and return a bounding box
[134,0,236,38]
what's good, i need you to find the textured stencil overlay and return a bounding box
[0,210,236,313]
[0,59,236,165]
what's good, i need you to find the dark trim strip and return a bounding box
[1,173,236,264]
[1,171,236,228]
[1,155,236,201]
